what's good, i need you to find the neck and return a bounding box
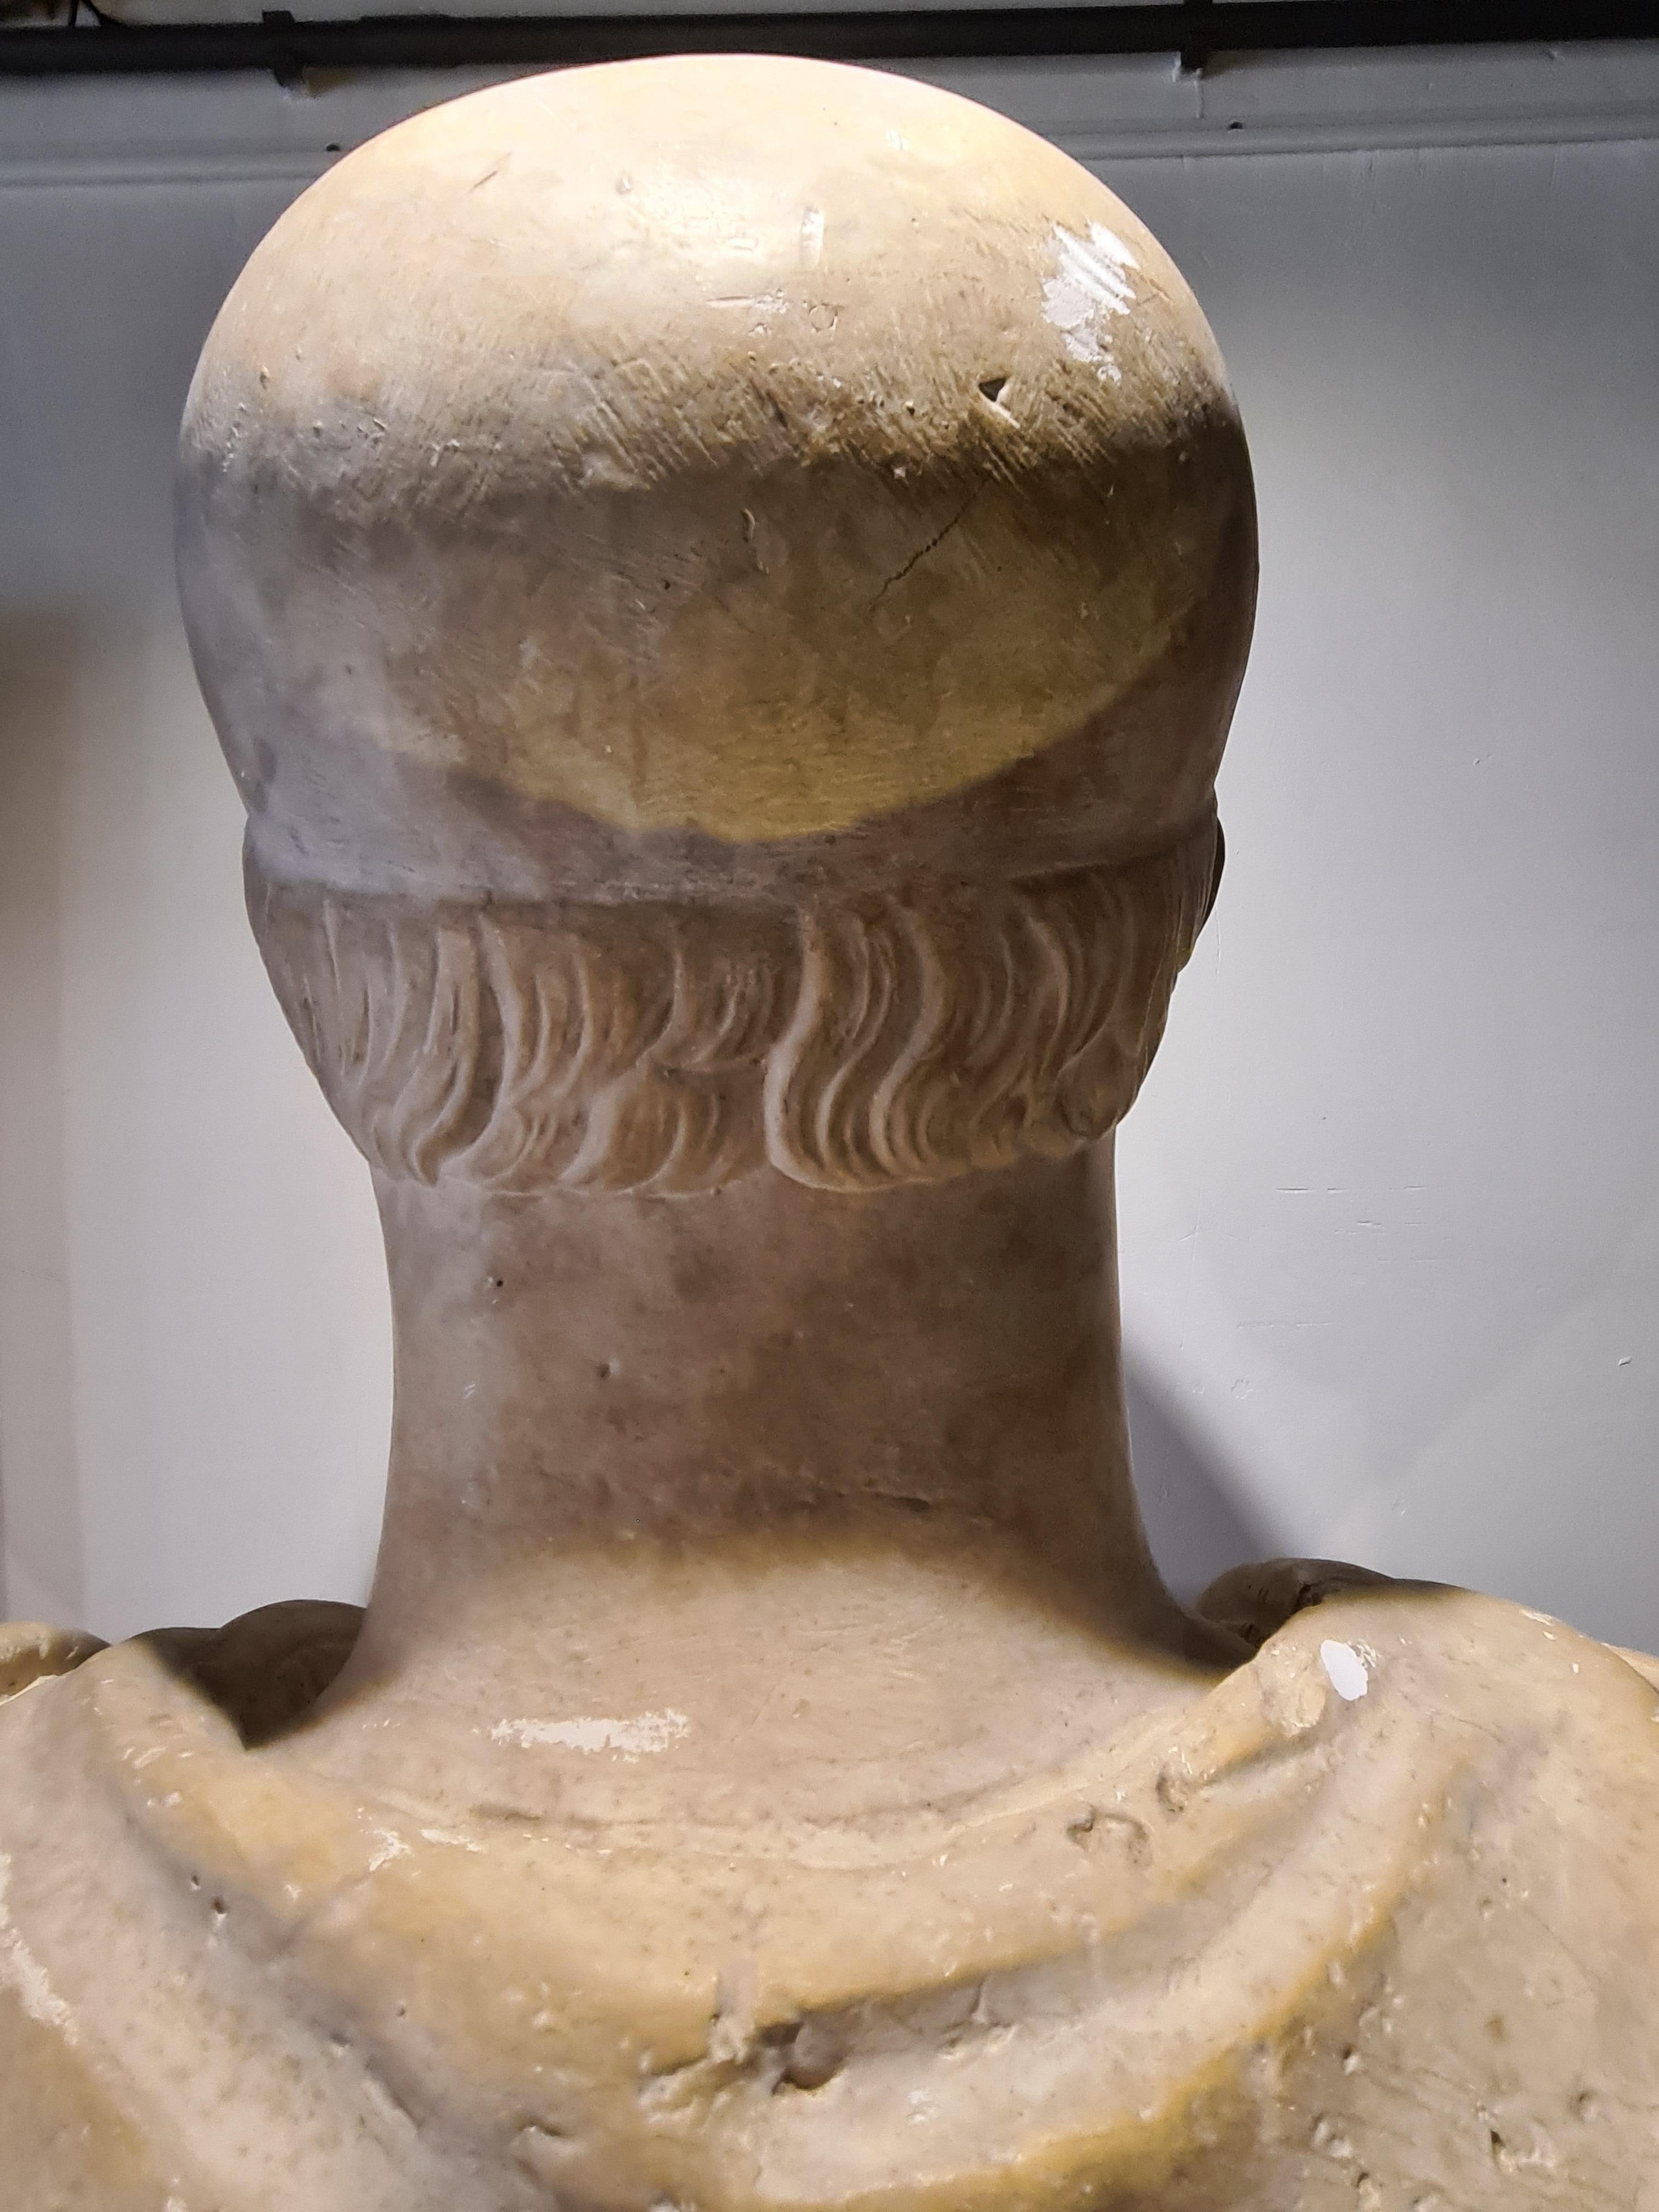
[359,1143,1175,1641]
[314,1146,1226,1822]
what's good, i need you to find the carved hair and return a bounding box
[247,816,1219,1196]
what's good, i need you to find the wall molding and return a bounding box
[2,40,1657,190]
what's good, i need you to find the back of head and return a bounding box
[176,56,1256,1194]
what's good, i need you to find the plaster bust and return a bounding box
[3,55,1656,2211]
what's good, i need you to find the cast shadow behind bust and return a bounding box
[2,53,1657,2212]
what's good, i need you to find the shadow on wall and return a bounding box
[0,607,91,1626]
[1125,1356,1275,1605]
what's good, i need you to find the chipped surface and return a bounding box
[490,1710,690,1759]
[1319,1639,1370,1701]
[0,1853,77,2045]
[1042,221,1138,385]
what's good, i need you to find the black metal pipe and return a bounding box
[0,1,1653,79]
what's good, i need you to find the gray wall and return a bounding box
[2,47,1655,1645]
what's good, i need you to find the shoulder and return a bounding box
[0,1598,360,1739]
[1201,1549,1659,1702]
[0,1600,365,2209]
[1200,1556,1659,1912]
[0,1618,106,1700]
[1200,1551,1659,1743]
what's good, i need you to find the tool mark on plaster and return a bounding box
[362,2066,420,2143]
[1066,1803,1152,1864]
[492,1709,690,1758]
[515,2123,578,2182]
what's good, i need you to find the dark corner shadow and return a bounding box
[1124,1356,1277,1607]
[140,1600,364,1750]
[0,606,97,1628]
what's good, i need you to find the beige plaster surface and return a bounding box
[3,55,1656,2210]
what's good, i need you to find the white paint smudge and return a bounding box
[800,205,825,269]
[367,1829,411,1872]
[1043,222,1139,386]
[1319,1640,1370,1702]
[0,1852,78,2044]
[491,1710,690,1760]
[420,1827,484,1854]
